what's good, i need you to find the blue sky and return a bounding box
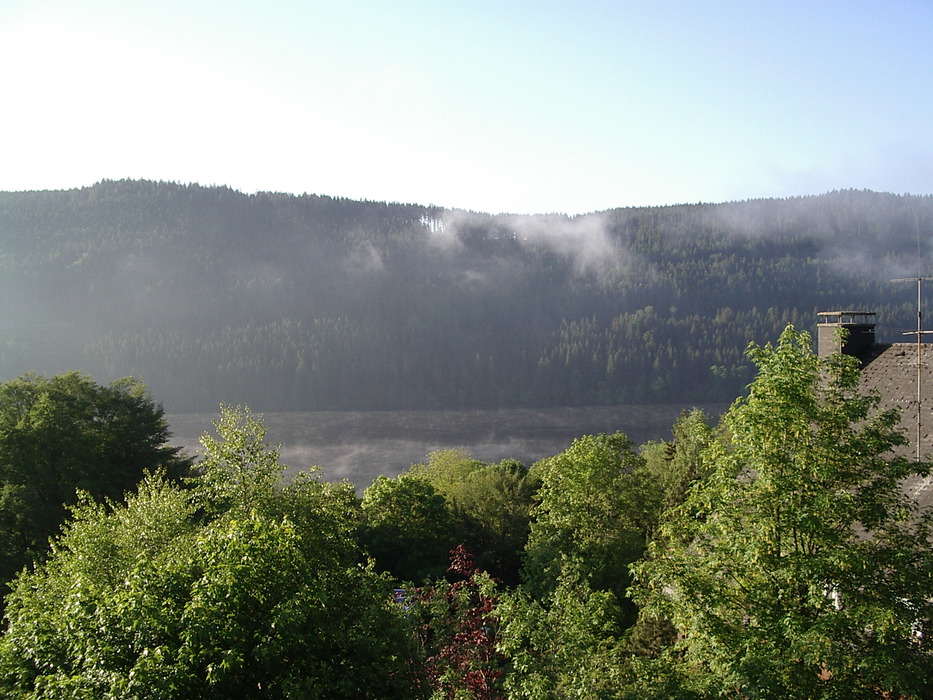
[1,1,932,214]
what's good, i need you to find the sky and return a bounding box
[1,1,932,215]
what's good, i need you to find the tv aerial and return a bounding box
[892,276,932,461]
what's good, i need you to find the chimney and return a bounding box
[816,311,876,359]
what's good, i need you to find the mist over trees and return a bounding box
[1,180,930,412]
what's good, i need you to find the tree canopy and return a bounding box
[2,326,932,697]
[0,372,190,591]
[632,327,933,698]
[0,406,416,699]
[523,432,653,615]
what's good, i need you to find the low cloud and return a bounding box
[440,210,628,280]
[343,241,386,275]
[506,212,624,277]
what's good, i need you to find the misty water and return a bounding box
[168,403,729,490]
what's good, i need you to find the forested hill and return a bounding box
[0,180,930,412]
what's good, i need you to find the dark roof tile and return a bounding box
[858,342,933,510]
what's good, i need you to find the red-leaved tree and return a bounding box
[411,546,506,699]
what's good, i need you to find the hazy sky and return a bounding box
[2,1,932,214]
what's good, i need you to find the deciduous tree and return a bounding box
[357,474,457,584]
[633,327,933,698]
[0,406,417,699]
[447,459,537,586]
[0,372,190,590]
[523,432,653,624]
[497,558,631,699]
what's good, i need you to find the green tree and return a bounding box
[523,432,653,623]
[357,474,458,584]
[633,327,933,698]
[498,558,632,699]
[193,402,286,515]
[0,406,417,699]
[407,448,486,501]
[447,459,537,586]
[401,451,537,585]
[640,408,714,516]
[0,372,190,590]
[498,434,665,698]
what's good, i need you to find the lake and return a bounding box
[168,403,729,490]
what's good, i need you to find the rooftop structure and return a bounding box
[816,310,876,361]
[816,310,933,509]
[858,343,933,509]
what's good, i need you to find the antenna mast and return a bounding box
[893,217,930,461]
[893,274,931,461]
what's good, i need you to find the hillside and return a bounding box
[0,180,930,412]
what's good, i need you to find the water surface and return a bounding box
[168,404,728,490]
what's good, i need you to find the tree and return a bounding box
[640,408,714,517]
[0,405,417,699]
[496,434,663,698]
[193,402,286,515]
[407,448,486,501]
[522,432,653,623]
[446,459,537,586]
[497,558,633,699]
[411,546,506,699]
[0,372,190,590]
[357,474,458,584]
[633,326,933,698]
[399,451,537,585]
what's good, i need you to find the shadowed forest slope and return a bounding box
[0,180,929,411]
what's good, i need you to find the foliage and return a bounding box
[408,451,537,585]
[0,405,417,699]
[445,460,537,586]
[193,403,285,515]
[357,474,458,584]
[497,559,633,699]
[410,546,506,700]
[522,432,653,625]
[358,451,534,586]
[640,408,715,516]
[633,326,933,698]
[407,449,487,501]
[0,371,190,592]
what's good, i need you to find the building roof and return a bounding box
[857,342,933,510]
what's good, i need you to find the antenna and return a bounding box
[893,218,931,460]
[889,211,931,460]
[892,276,930,461]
